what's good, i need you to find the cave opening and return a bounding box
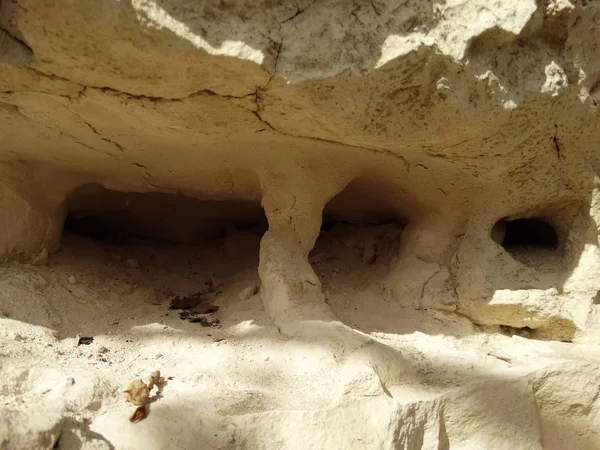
[311,177,408,282]
[492,217,561,269]
[63,183,268,246]
[24,183,269,338]
[493,218,559,250]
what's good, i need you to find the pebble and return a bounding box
[68,275,77,285]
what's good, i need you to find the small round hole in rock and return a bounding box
[493,218,558,249]
[492,217,561,270]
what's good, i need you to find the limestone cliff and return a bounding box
[1,1,600,449]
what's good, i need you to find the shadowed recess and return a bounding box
[494,218,559,250]
[63,183,267,245]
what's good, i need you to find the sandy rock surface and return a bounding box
[1,0,600,448]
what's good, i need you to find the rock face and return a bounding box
[1,0,600,449]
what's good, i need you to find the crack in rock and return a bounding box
[553,123,563,159]
[80,120,124,153]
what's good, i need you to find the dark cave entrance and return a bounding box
[63,183,268,246]
[492,217,561,269]
[492,218,559,251]
[311,177,408,277]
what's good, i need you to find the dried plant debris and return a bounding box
[129,406,146,423]
[77,336,94,346]
[169,292,207,310]
[147,370,163,391]
[179,310,220,327]
[124,379,149,407]
[487,350,512,363]
[169,276,221,326]
[169,293,219,313]
[169,275,222,305]
[124,370,166,423]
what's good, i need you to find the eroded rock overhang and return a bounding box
[1,0,600,341]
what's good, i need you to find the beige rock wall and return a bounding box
[1,0,600,352]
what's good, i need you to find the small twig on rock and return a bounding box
[487,351,512,363]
